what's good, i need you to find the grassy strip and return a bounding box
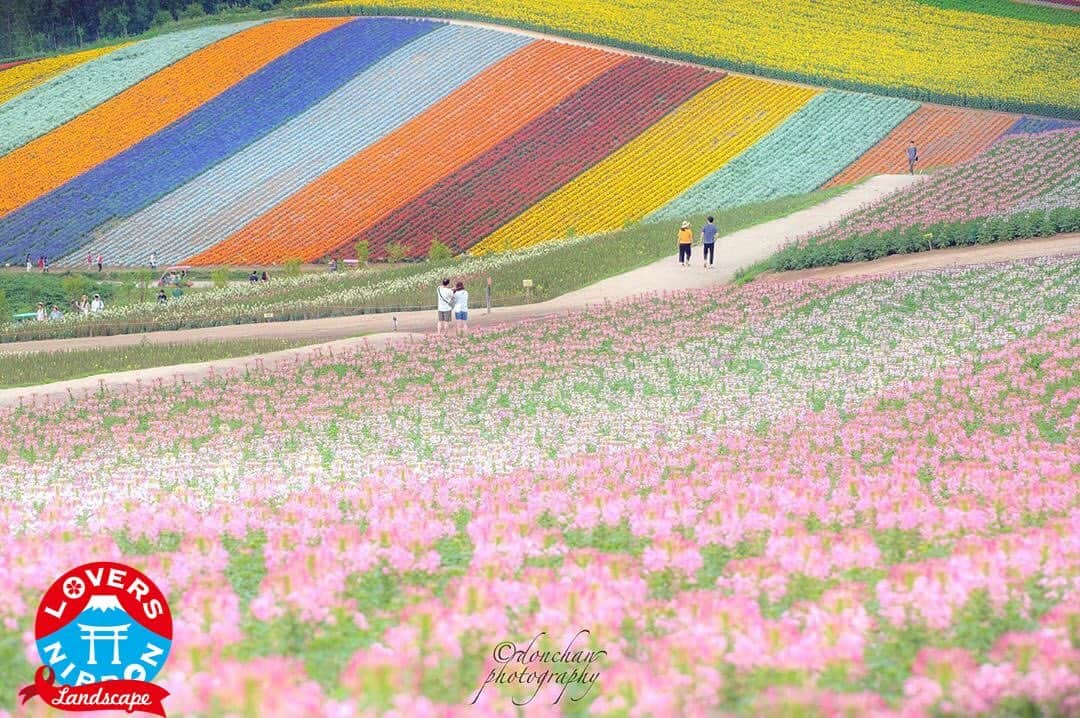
[294,4,1079,119]
[0,337,314,389]
[916,0,1079,25]
[736,207,1080,282]
[0,271,119,314]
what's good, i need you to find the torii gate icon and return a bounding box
[77,623,131,666]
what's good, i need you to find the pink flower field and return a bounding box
[1,256,1078,716]
[806,128,1080,246]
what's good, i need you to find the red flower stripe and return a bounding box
[0,59,34,72]
[355,57,720,259]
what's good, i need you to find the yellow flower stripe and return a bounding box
[0,43,130,105]
[469,76,816,255]
[305,0,1080,115]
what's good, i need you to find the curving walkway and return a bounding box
[0,173,958,405]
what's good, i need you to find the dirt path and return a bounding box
[763,233,1080,283]
[7,176,1077,407]
[0,175,923,357]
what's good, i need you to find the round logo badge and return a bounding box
[33,561,172,685]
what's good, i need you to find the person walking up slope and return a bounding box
[678,221,693,267]
[436,278,454,334]
[907,140,919,174]
[701,216,717,269]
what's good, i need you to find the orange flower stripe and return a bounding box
[0,43,129,105]
[0,19,349,218]
[189,41,626,265]
[824,105,1017,187]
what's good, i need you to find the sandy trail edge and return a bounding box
[762,233,1080,283]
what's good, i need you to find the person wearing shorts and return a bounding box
[678,221,693,267]
[453,281,469,335]
[436,278,454,333]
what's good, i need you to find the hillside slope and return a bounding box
[0,17,1070,267]
[301,0,1080,117]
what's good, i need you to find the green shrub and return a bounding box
[135,269,154,303]
[427,239,453,262]
[940,222,963,248]
[283,258,302,278]
[152,9,174,26]
[763,207,1072,276]
[354,240,370,266]
[987,216,1008,243]
[385,242,406,264]
[898,226,923,254]
[61,274,92,303]
[0,289,9,324]
[1009,212,1032,240]
[119,275,137,304]
[211,267,230,289]
[1036,211,1057,237]
[1049,206,1076,233]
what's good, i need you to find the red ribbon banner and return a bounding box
[19,666,169,716]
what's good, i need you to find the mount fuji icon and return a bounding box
[84,594,124,612]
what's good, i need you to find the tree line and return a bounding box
[1,0,291,59]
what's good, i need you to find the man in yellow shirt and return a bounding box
[678,220,693,267]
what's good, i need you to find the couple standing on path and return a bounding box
[436,278,469,335]
[85,252,104,272]
[677,216,719,269]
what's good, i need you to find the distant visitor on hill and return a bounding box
[77,295,90,316]
[436,278,454,334]
[25,253,31,273]
[157,289,168,305]
[249,270,259,283]
[35,302,46,321]
[261,271,269,282]
[97,254,103,272]
[907,140,919,174]
[702,216,717,269]
[90,294,104,313]
[150,252,157,271]
[453,281,469,335]
[86,252,93,270]
[678,221,693,267]
[48,304,61,320]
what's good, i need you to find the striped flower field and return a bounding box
[302,0,1080,117]
[1,256,1078,715]
[0,16,1069,268]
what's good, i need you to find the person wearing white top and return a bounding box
[436,278,454,334]
[90,294,104,313]
[35,303,46,321]
[452,281,469,335]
